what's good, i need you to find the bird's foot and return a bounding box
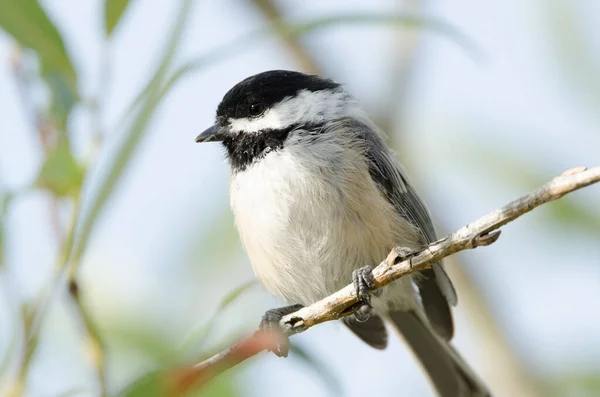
[352,266,382,322]
[259,304,303,357]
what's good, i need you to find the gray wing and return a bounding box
[349,119,457,340]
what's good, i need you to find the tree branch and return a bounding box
[168,165,600,395]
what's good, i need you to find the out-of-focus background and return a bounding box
[0,0,599,396]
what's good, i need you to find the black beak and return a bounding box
[195,124,223,143]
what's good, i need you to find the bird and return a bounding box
[196,70,490,397]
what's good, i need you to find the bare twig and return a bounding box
[67,278,108,397]
[177,166,599,391]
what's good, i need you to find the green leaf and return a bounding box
[105,0,133,36]
[46,72,79,131]
[289,343,342,396]
[66,0,193,269]
[0,0,79,130]
[35,138,83,196]
[0,0,77,89]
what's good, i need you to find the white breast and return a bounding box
[229,133,421,309]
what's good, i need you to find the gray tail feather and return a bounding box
[343,314,388,349]
[389,310,491,397]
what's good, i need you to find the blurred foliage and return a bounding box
[288,343,342,396]
[0,0,77,86]
[104,0,133,37]
[68,0,193,271]
[0,0,78,130]
[106,320,178,365]
[450,136,600,234]
[215,281,258,313]
[0,190,6,268]
[190,373,239,397]
[0,0,200,395]
[150,12,479,120]
[287,12,481,58]
[551,372,600,397]
[35,137,83,196]
[545,0,600,118]
[189,209,241,272]
[0,321,16,381]
[0,216,4,268]
[117,372,165,397]
[105,279,256,394]
[56,389,90,397]
[180,280,257,359]
[119,368,239,397]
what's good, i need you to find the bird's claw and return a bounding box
[259,304,303,357]
[352,266,380,322]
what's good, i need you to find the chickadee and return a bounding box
[197,70,490,397]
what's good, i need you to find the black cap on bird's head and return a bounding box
[195,70,341,143]
[196,70,361,171]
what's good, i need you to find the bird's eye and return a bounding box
[249,102,265,117]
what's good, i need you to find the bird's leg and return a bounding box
[259,303,303,357]
[352,266,379,322]
[352,247,415,322]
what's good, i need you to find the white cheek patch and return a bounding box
[228,89,359,134]
[228,106,286,134]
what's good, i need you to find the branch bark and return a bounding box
[169,165,600,395]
